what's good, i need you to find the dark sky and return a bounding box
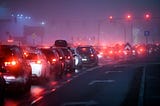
[1,0,160,21]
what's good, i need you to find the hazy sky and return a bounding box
[1,0,160,21]
[1,0,160,45]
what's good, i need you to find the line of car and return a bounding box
[0,40,99,103]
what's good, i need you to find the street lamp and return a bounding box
[126,14,132,20]
[144,13,151,21]
[109,16,113,21]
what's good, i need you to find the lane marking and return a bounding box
[86,66,100,72]
[31,96,43,105]
[88,80,115,85]
[31,66,102,105]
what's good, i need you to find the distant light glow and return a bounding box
[144,13,151,20]
[127,14,131,19]
[41,21,45,25]
[109,16,113,20]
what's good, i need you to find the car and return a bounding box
[40,48,64,80]
[51,47,68,75]
[60,47,74,73]
[76,45,98,67]
[24,47,51,81]
[0,45,32,92]
[54,40,74,73]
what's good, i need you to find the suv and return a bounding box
[40,48,64,79]
[54,40,74,73]
[0,45,32,92]
[24,47,51,80]
[76,46,98,67]
[59,47,74,73]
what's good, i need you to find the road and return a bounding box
[3,56,160,106]
[31,64,142,106]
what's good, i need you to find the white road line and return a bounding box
[86,66,100,72]
[138,67,145,106]
[88,80,115,85]
[31,96,43,105]
[73,75,79,78]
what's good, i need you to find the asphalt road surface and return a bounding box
[3,56,160,106]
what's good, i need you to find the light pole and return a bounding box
[97,20,102,47]
[126,14,133,45]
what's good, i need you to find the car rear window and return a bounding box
[26,53,38,60]
[0,46,14,57]
[77,47,93,55]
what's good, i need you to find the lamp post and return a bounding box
[126,14,133,45]
[97,20,103,47]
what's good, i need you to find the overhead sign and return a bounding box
[144,31,150,36]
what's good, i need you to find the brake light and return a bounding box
[140,48,144,52]
[109,50,113,54]
[118,50,122,53]
[90,54,94,57]
[67,56,71,59]
[4,60,17,66]
[36,60,42,64]
[59,56,63,60]
[52,58,57,62]
[24,52,28,57]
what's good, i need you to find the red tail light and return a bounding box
[59,56,63,60]
[36,60,42,64]
[4,60,17,66]
[139,48,144,52]
[52,58,57,62]
[67,56,71,59]
[109,50,113,54]
[90,54,94,57]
